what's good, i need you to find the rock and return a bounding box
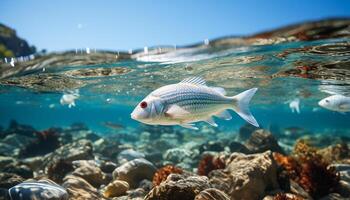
[1,134,35,148]
[245,129,284,154]
[62,175,103,200]
[22,156,44,171]
[319,193,347,200]
[228,141,250,153]
[139,179,153,192]
[199,141,225,153]
[3,120,36,137]
[238,123,258,141]
[43,139,93,168]
[93,138,122,160]
[1,163,33,179]
[71,160,108,187]
[100,161,118,173]
[0,173,24,189]
[102,180,129,198]
[41,140,93,184]
[113,158,156,188]
[209,151,279,200]
[145,174,210,200]
[194,188,230,200]
[117,149,145,164]
[0,156,15,169]
[9,179,68,200]
[163,148,192,163]
[46,158,74,184]
[127,188,147,199]
[0,142,18,156]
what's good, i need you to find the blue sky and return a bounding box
[1,0,350,52]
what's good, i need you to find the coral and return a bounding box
[152,165,183,186]
[197,154,225,176]
[274,140,340,199]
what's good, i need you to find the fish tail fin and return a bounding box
[230,88,259,127]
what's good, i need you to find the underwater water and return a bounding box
[1,19,350,199]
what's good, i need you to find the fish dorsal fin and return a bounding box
[211,87,226,95]
[165,104,190,118]
[180,77,206,85]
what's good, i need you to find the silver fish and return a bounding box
[319,94,350,112]
[8,179,68,200]
[131,77,259,130]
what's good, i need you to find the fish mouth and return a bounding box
[130,113,137,120]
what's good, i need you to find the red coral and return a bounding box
[274,141,340,199]
[152,165,183,186]
[197,154,225,176]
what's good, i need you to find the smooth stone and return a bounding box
[113,158,156,188]
[71,160,108,187]
[62,175,103,200]
[102,180,129,198]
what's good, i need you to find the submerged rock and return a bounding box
[43,139,93,168]
[209,151,279,200]
[245,129,284,154]
[0,173,24,189]
[0,156,15,169]
[71,160,108,187]
[8,179,68,200]
[194,188,230,200]
[117,149,145,164]
[113,158,156,188]
[101,180,129,198]
[62,175,103,200]
[145,174,211,200]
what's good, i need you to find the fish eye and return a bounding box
[325,100,330,103]
[140,101,148,109]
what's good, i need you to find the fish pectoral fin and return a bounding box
[165,104,190,118]
[203,117,218,127]
[215,110,232,120]
[179,123,198,130]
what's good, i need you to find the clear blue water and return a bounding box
[1,38,350,140]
